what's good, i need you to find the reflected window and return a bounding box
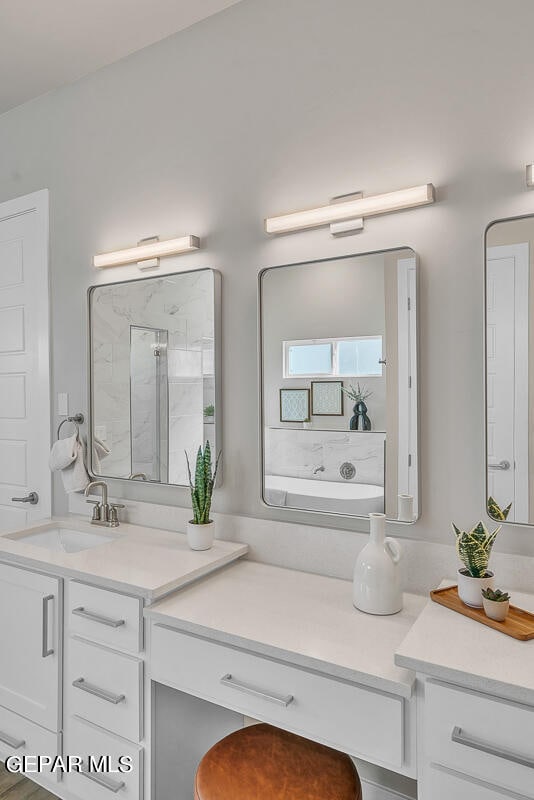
[338,337,383,376]
[287,342,332,376]
[284,336,383,378]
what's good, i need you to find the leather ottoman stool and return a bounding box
[194,723,362,800]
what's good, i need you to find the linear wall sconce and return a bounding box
[527,164,534,187]
[264,184,436,235]
[93,235,200,270]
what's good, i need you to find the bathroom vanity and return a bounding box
[0,517,531,800]
[0,518,247,800]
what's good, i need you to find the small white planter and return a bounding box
[457,569,494,608]
[483,597,510,622]
[186,520,215,551]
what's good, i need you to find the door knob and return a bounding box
[11,492,39,505]
[488,460,511,471]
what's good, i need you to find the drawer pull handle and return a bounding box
[73,606,125,628]
[80,766,125,793]
[42,595,54,658]
[452,726,534,769]
[220,673,294,707]
[0,731,25,750]
[73,677,125,705]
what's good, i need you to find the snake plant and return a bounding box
[487,496,512,521]
[452,521,502,578]
[185,442,221,525]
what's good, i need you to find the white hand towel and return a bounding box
[49,434,90,494]
[49,433,78,471]
[92,437,111,472]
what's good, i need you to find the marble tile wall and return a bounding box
[265,427,385,486]
[91,270,214,484]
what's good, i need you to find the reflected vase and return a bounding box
[350,401,371,431]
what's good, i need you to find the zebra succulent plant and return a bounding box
[481,587,510,603]
[452,521,502,578]
[487,496,512,521]
[185,442,221,525]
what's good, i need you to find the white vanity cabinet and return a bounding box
[418,678,534,800]
[395,586,534,800]
[0,561,61,787]
[0,562,61,732]
[63,580,146,800]
[150,625,408,771]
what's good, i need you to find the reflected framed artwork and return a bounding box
[311,381,344,415]
[279,389,310,422]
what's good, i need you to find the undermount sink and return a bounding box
[5,527,120,554]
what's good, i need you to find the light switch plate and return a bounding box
[57,393,69,416]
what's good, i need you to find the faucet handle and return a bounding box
[109,503,125,526]
[86,499,101,521]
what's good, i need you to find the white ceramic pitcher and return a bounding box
[353,513,403,615]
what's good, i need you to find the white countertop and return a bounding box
[0,517,248,601]
[395,581,534,706]
[145,560,427,698]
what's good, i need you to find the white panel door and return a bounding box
[486,244,529,522]
[0,190,50,532]
[0,562,60,732]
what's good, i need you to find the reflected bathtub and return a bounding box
[264,475,384,515]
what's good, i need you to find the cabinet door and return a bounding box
[0,563,60,731]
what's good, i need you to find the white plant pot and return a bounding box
[186,520,215,551]
[483,597,510,622]
[457,569,494,608]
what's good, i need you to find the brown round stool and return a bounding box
[194,723,362,800]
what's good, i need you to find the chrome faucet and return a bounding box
[84,480,124,527]
[313,465,325,475]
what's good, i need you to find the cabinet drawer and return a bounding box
[150,624,405,769]
[0,703,60,784]
[424,680,534,798]
[421,765,526,800]
[67,638,142,742]
[68,582,142,654]
[64,717,143,800]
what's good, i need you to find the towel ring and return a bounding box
[57,413,85,440]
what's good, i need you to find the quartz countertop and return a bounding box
[0,517,248,601]
[395,581,534,706]
[145,560,427,698]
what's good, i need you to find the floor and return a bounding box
[0,764,56,799]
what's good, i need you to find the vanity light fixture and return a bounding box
[526,164,534,187]
[93,235,200,270]
[265,184,435,235]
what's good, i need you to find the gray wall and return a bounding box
[1,0,534,556]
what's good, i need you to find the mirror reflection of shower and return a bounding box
[130,326,169,483]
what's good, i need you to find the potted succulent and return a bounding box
[203,404,215,423]
[185,442,221,550]
[482,587,511,622]
[453,521,502,607]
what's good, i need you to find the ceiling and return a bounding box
[0,0,241,115]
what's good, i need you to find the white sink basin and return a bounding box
[5,527,120,553]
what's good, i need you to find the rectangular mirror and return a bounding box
[89,268,220,486]
[486,216,532,524]
[259,248,419,522]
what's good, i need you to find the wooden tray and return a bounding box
[430,585,534,640]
